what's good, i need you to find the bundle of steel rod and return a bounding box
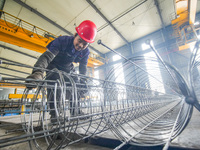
[0,41,199,150]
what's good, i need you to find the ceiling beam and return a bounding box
[154,0,165,29]
[0,72,22,78]
[0,44,37,59]
[86,0,129,45]
[0,0,5,18]
[13,0,73,36]
[0,66,30,75]
[97,0,147,32]
[154,0,171,51]
[13,0,103,56]
[0,57,32,67]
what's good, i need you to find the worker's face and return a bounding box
[73,35,89,51]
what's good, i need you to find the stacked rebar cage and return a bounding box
[0,41,200,150]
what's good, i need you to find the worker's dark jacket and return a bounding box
[46,36,89,75]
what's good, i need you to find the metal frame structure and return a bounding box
[0,41,200,150]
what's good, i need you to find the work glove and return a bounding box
[25,50,55,90]
[25,72,43,90]
[80,78,87,85]
[64,63,75,73]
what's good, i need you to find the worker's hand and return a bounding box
[80,78,87,85]
[25,72,43,90]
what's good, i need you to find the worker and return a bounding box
[26,20,97,122]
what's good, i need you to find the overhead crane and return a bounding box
[0,10,105,75]
[171,0,199,51]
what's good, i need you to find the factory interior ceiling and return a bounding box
[0,0,200,78]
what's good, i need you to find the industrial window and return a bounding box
[190,44,195,53]
[113,55,125,84]
[112,55,127,102]
[194,21,199,26]
[190,41,200,75]
[90,70,103,107]
[142,42,165,93]
[141,40,154,50]
[94,70,100,85]
[94,70,99,79]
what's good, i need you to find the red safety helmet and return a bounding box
[75,20,97,43]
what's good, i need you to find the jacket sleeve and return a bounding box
[32,50,55,74]
[79,63,87,75]
[79,50,89,75]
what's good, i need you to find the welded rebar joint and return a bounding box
[185,96,195,105]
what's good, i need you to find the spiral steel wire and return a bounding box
[0,41,200,150]
[189,41,200,104]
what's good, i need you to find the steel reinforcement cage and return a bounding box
[0,41,200,150]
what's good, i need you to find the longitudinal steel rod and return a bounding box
[114,100,182,150]
[162,101,184,150]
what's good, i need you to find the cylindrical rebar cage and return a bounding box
[0,53,196,149]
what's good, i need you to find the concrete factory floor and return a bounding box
[0,108,200,150]
[170,108,200,149]
[0,141,112,150]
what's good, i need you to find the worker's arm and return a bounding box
[28,36,64,79]
[25,37,63,89]
[25,50,55,89]
[79,63,87,75]
[29,50,55,79]
[79,50,89,75]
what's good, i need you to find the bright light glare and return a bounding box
[142,40,165,93]
[113,55,121,61]
[93,70,100,85]
[113,55,125,84]
[113,55,126,100]
[94,70,99,79]
[194,21,199,26]
[144,52,165,93]
[190,45,194,52]
[142,41,154,50]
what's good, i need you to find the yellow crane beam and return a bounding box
[8,94,42,99]
[0,18,52,53]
